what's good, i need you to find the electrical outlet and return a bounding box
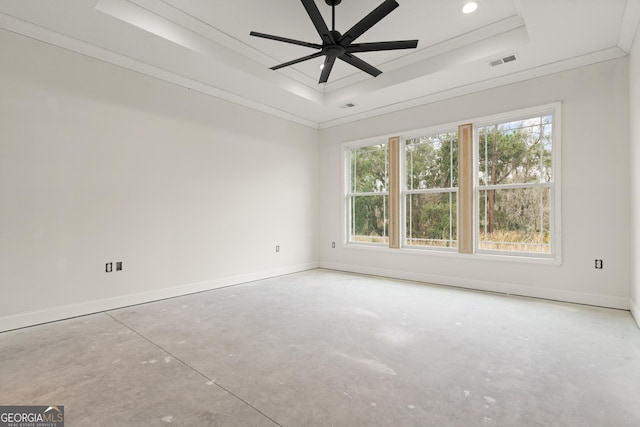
[595,259,603,269]
[332,242,336,248]
[276,245,280,253]
[106,262,113,273]
[116,262,123,271]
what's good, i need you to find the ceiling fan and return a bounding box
[250,0,419,84]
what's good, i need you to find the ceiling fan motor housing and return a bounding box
[323,44,346,57]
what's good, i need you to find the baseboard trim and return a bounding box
[631,298,640,329]
[0,262,319,333]
[319,262,630,310]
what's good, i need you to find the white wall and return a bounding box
[319,58,631,309]
[0,30,319,332]
[1,26,635,332]
[630,25,640,327]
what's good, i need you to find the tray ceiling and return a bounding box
[0,0,638,128]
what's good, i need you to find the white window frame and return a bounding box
[473,103,561,260]
[341,103,562,264]
[401,127,459,252]
[344,139,390,247]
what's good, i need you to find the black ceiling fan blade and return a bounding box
[301,0,335,45]
[250,31,322,49]
[339,0,399,46]
[319,56,337,84]
[347,39,418,53]
[339,53,382,77]
[271,51,324,70]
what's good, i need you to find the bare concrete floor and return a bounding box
[1,269,640,426]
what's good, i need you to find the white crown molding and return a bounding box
[138,0,526,96]
[95,0,324,104]
[129,0,321,89]
[323,15,527,93]
[114,0,531,105]
[0,12,320,129]
[323,24,529,107]
[318,46,627,129]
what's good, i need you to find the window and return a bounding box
[343,103,560,261]
[404,131,458,248]
[477,114,554,255]
[347,143,389,244]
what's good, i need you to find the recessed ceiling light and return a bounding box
[462,2,478,14]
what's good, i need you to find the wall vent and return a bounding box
[489,53,518,67]
[341,102,357,109]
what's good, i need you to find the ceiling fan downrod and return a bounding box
[326,0,340,31]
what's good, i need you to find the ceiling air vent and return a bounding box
[489,53,518,67]
[341,102,357,109]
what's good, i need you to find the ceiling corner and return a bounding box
[618,0,640,53]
